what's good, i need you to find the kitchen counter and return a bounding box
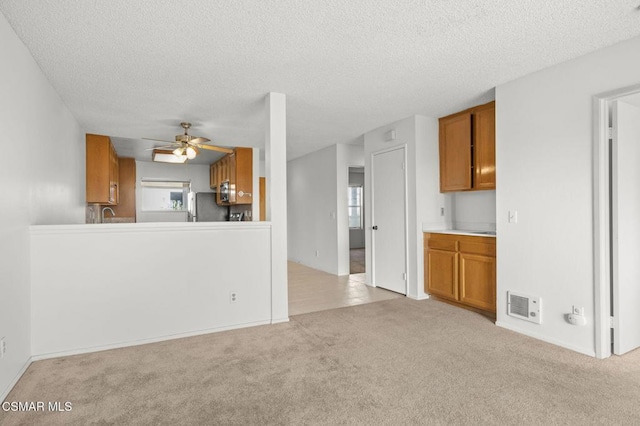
[424,229,496,238]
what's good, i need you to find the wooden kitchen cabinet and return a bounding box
[424,233,496,314]
[86,134,119,205]
[111,157,136,220]
[209,147,253,205]
[439,101,495,192]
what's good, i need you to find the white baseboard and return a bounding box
[1,357,32,403]
[495,321,596,357]
[31,319,272,361]
[407,294,430,301]
[271,317,290,324]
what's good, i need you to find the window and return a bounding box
[140,179,191,211]
[348,185,363,229]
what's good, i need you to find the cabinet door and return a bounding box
[459,253,496,312]
[109,144,119,204]
[427,249,458,301]
[439,113,472,192]
[473,102,496,190]
[228,152,237,203]
[234,147,253,205]
[211,162,221,189]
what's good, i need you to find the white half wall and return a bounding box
[30,223,272,357]
[0,12,85,400]
[495,35,640,356]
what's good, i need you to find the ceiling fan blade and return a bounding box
[145,145,178,151]
[195,144,234,154]
[142,137,176,144]
[190,137,210,144]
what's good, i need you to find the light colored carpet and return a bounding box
[2,298,640,425]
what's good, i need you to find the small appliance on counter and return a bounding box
[229,212,243,221]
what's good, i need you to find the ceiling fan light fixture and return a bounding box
[153,149,187,164]
[173,147,184,157]
[186,146,198,159]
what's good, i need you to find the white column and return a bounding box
[266,92,289,323]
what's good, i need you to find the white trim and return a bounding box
[271,317,290,324]
[496,321,596,357]
[407,294,430,301]
[30,221,271,235]
[30,320,272,362]
[592,84,640,359]
[1,358,32,403]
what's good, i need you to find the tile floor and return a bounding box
[288,261,403,316]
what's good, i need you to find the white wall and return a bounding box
[451,191,496,231]
[0,12,85,400]
[30,223,271,357]
[364,115,445,299]
[135,161,211,223]
[495,35,640,356]
[287,145,339,274]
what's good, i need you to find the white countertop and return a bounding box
[424,229,497,238]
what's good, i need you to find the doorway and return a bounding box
[594,85,640,358]
[370,146,408,295]
[348,167,365,274]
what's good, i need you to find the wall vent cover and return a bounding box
[507,291,542,324]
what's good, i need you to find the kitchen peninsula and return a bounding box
[29,220,278,358]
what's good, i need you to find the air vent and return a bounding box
[507,292,542,324]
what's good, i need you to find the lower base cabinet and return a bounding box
[424,233,496,314]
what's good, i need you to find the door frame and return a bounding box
[593,83,640,359]
[370,145,409,294]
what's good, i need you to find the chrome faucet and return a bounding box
[101,207,115,222]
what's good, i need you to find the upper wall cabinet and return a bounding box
[439,101,495,192]
[86,134,119,205]
[210,147,253,205]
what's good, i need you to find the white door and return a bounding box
[612,100,640,355]
[371,146,407,294]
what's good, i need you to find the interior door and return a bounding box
[612,100,640,355]
[371,146,407,295]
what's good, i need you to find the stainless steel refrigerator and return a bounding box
[189,192,228,222]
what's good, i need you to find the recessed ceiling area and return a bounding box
[1,1,639,161]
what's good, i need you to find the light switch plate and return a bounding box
[508,210,518,223]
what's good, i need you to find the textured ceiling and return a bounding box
[1,1,640,162]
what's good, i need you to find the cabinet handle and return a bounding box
[372,225,378,230]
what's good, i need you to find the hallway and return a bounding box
[288,262,401,316]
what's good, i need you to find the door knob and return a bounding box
[372,226,378,230]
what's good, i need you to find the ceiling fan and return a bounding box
[143,122,233,161]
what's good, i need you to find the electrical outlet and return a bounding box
[315,250,319,257]
[0,337,6,358]
[440,207,445,216]
[229,292,238,303]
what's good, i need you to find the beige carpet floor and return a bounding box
[2,298,640,425]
